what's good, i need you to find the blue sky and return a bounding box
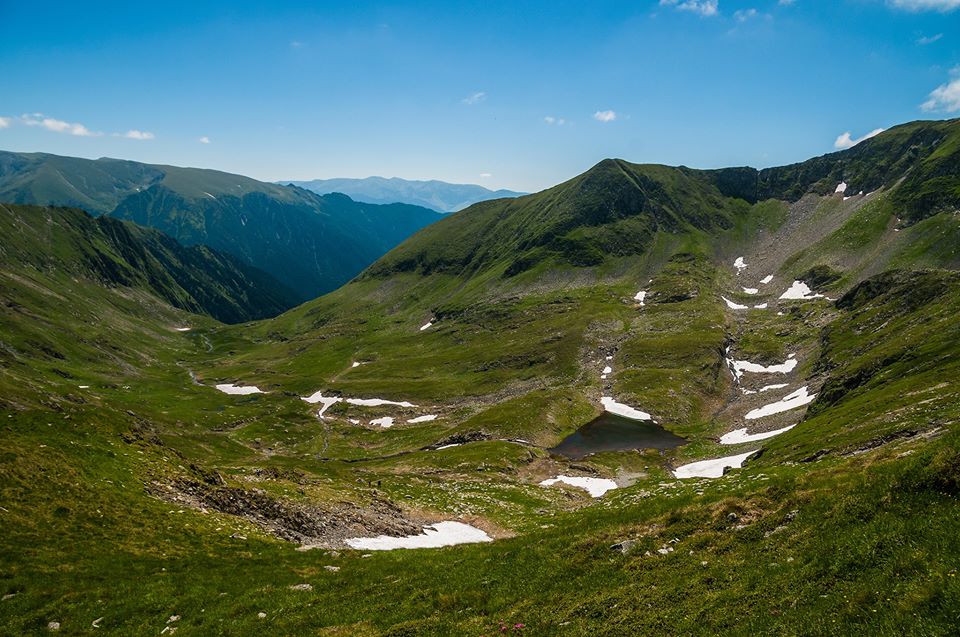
[1,0,958,192]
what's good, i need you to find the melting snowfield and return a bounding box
[215,383,263,395]
[539,475,618,498]
[301,391,341,417]
[780,281,824,300]
[674,450,757,479]
[745,386,816,420]
[722,296,749,310]
[407,414,438,423]
[345,522,492,550]
[346,397,416,408]
[600,396,652,421]
[720,424,796,445]
[727,354,798,380]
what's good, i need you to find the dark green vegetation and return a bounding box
[282,176,525,212]
[0,151,443,300]
[0,203,297,323]
[2,120,960,635]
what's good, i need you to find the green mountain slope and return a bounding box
[2,119,960,635]
[0,151,443,300]
[0,203,298,323]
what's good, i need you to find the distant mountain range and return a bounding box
[0,151,444,303]
[280,176,526,212]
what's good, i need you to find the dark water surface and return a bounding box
[549,412,687,460]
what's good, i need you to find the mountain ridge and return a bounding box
[0,151,445,300]
[281,175,526,211]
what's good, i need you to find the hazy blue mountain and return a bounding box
[281,176,525,211]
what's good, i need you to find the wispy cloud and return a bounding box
[199,136,211,144]
[21,113,100,137]
[479,172,492,178]
[593,110,617,123]
[834,127,885,150]
[734,8,758,21]
[121,130,155,140]
[544,116,567,126]
[0,117,10,129]
[921,71,960,112]
[889,0,960,11]
[290,40,303,48]
[918,33,944,45]
[462,91,486,105]
[659,0,720,17]
[778,0,796,5]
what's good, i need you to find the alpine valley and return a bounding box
[3,118,960,636]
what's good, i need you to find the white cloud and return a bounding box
[834,127,886,150]
[0,117,10,129]
[734,8,758,20]
[922,75,960,112]
[122,130,154,140]
[890,0,960,10]
[20,113,100,137]
[918,33,944,44]
[544,116,567,125]
[199,136,211,144]
[479,173,492,178]
[593,110,617,123]
[659,0,720,17]
[462,91,486,105]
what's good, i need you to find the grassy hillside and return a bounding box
[0,203,297,324]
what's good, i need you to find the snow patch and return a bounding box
[634,290,647,305]
[435,443,461,450]
[742,287,758,295]
[722,296,749,310]
[419,321,433,331]
[602,366,612,375]
[734,257,747,274]
[370,416,395,428]
[760,275,774,285]
[346,397,416,408]
[728,356,798,381]
[215,383,263,395]
[407,414,438,423]
[345,521,492,551]
[754,303,768,309]
[173,327,192,332]
[674,450,757,479]
[720,424,795,445]
[835,182,847,194]
[351,361,361,368]
[779,281,824,300]
[301,391,341,418]
[601,396,652,421]
[760,383,789,392]
[745,386,816,420]
[202,191,216,200]
[539,475,618,498]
